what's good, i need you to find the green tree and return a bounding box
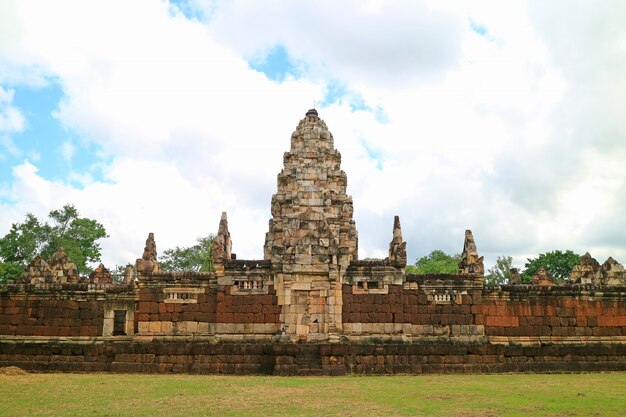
[521,250,581,283]
[0,262,26,284]
[485,255,513,285]
[0,204,108,281]
[160,235,215,272]
[406,250,461,274]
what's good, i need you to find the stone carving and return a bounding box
[122,265,135,284]
[48,246,79,284]
[531,266,554,286]
[260,109,360,338]
[135,232,159,273]
[509,268,521,285]
[387,216,407,268]
[18,255,52,284]
[458,230,484,275]
[569,252,601,284]
[264,108,358,277]
[89,263,112,284]
[601,257,626,285]
[569,253,625,286]
[212,212,232,263]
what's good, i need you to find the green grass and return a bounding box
[1,372,625,416]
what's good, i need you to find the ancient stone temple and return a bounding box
[1,109,626,375]
[264,108,358,338]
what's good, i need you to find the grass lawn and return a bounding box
[0,371,624,416]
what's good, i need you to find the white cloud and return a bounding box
[201,0,466,87]
[0,86,25,158]
[0,0,625,275]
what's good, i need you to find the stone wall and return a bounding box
[481,285,626,340]
[2,339,625,375]
[1,109,626,374]
[0,284,134,337]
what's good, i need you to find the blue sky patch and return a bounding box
[249,45,301,83]
[359,137,383,170]
[0,82,110,194]
[469,20,496,42]
[168,0,209,21]
[321,81,371,112]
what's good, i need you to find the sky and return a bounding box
[1,0,626,273]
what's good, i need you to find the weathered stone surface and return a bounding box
[136,232,159,273]
[509,268,521,285]
[89,263,112,284]
[17,255,52,284]
[48,246,79,284]
[570,252,601,284]
[212,212,233,263]
[600,257,626,285]
[264,109,358,274]
[2,108,626,374]
[122,265,135,284]
[261,109,361,339]
[568,253,625,286]
[531,266,553,286]
[458,230,484,275]
[387,216,407,268]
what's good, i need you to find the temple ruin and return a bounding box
[1,109,625,374]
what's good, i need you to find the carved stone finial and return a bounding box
[458,230,484,275]
[18,255,52,284]
[509,267,521,285]
[122,265,135,284]
[142,232,157,261]
[89,263,112,284]
[569,252,601,284]
[136,233,159,273]
[48,246,79,284]
[387,215,407,268]
[531,266,554,286]
[212,212,232,264]
[600,257,626,286]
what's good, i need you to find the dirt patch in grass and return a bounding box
[0,366,27,375]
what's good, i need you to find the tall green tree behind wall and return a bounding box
[406,250,461,274]
[521,250,580,283]
[0,204,108,282]
[160,235,216,272]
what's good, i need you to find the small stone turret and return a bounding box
[136,232,159,274]
[48,247,79,284]
[387,216,407,268]
[531,266,554,286]
[89,263,113,284]
[569,252,601,284]
[458,230,484,274]
[212,212,233,265]
[122,265,135,284]
[509,267,521,285]
[18,255,52,284]
[600,257,626,285]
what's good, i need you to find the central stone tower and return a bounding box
[264,109,358,339]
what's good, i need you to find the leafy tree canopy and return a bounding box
[160,235,215,272]
[521,250,581,283]
[406,250,461,274]
[0,204,108,282]
[485,255,513,285]
[0,262,26,284]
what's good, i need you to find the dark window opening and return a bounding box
[113,310,127,336]
[368,281,382,290]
